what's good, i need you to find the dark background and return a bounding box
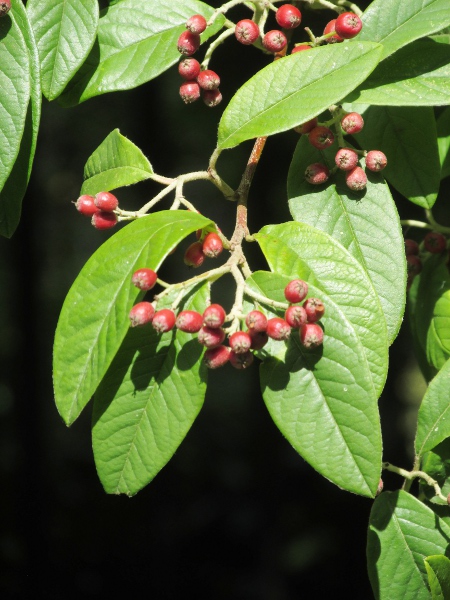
[1,0,446,597]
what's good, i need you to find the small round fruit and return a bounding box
[365,150,387,172]
[203,304,226,329]
[204,345,231,369]
[294,117,318,134]
[179,80,200,104]
[285,279,308,303]
[285,305,307,328]
[300,323,324,349]
[346,166,367,191]
[131,268,158,291]
[266,317,291,341]
[229,350,254,370]
[248,330,269,350]
[323,19,344,43]
[91,211,118,230]
[197,69,220,90]
[0,1,11,17]
[177,30,200,56]
[186,14,207,34]
[303,298,325,322]
[152,309,176,333]
[262,30,287,53]
[197,326,225,348]
[276,4,302,29]
[245,310,267,333]
[176,310,203,333]
[335,147,359,171]
[235,19,259,45]
[404,239,419,256]
[406,255,422,276]
[305,163,330,185]
[335,12,363,39]
[203,89,222,107]
[229,331,252,354]
[184,241,204,267]
[129,302,155,327]
[341,112,364,135]
[178,58,201,80]
[94,191,119,212]
[75,194,99,216]
[291,44,311,54]
[424,231,447,254]
[309,126,335,149]
[202,232,223,258]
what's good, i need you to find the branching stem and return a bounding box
[382,462,448,503]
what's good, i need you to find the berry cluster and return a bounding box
[323,12,363,43]
[184,230,224,267]
[75,191,119,230]
[405,231,448,289]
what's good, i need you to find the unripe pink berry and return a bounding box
[235,19,259,45]
[309,126,335,150]
[197,326,225,348]
[294,117,318,134]
[94,191,118,212]
[203,89,222,107]
[91,211,118,230]
[131,268,158,291]
[229,350,254,370]
[204,345,231,369]
[303,298,325,322]
[75,194,99,216]
[262,30,287,53]
[276,4,302,29]
[323,19,343,43]
[284,279,308,303]
[305,163,330,185]
[346,166,367,191]
[266,317,291,341]
[177,30,200,56]
[404,239,419,256]
[202,232,223,258]
[335,12,363,39]
[376,478,384,496]
[152,309,176,333]
[406,254,422,276]
[285,305,307,328]
[129,302,155,327]
[424,231,447,254]
[179,80,200,104]
[229,331,252,354]
[335,147,359,171]
[341,112,364,135]
[291,44,311,54]
[248,330,269,350]
[0,0,11,17]
[365,150,387,172]
[184,241,204,267]
[203,304,226,329]
[178,58,201,80]
[300,323,324,349]
[197,69,220,90]
[176,310,203,333]
[245,310,268,333]
[186,14,207,35]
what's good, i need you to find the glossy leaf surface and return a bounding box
[437,107,450,180]
[425,555,450,600]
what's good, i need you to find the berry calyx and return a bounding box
[178,58,201,80]
[276,4,302,29]
[197,70,220,90]
[184,241,205,267]
[266,317,291,341]
[186,14,207,35]
[300,323,324,349]
[406,254,422,276]
[404,239,419,256]
[335,147,359,171]
[229,331,252,354]
[262,30,287,53]
[303,298,325,322]
[94,191,119,212]
[75,194,99,216]
[308,126,335,150]
[285,279,308,303]
[179,80,200,104]
[285,305,307,329]
[91,211,118,230]
[152,309,176,333]
[131,268,158,291]
[203,89,222,107]
[0,1,11,17]
[176,310,203,333]
[204,345,231,369]
[291,44,311,54]
[202,232,223,258]
[197,326,226,348]
[235,19,259,45]
[323,20,343,43]
[341,112,364,135]
[203,304,226,329]
[229,350,254,370]
[248,330,269,350]
[129,302,155,327]
[177,31,200,56]
[334,12,363,39]
[345,166,367,191]
[294,118,318,134]
[365,150,387,172]
[245,310,268,333]
[424,231,447,254]
[305,163,330,185]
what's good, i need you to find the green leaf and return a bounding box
[256,222,389,396]
[92,282,208,496]
[421,438,450,505]
[346,39,450,106]
[58,0,223,106]
[0,0,41,238]
[437,107,450,179]
[217,42,382,149]
[53,210,212,426]
[249,272,381,497]
[27,0,99,101]
[287,137,406,345]
[355,106,440,208]
[416,359,450,456]
[359,0,450,60]
[81,129,153,195]
[425,555,450,600]
[367,491,450,600]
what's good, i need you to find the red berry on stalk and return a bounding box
[309,126,335,150]
[75,194,99,216]
[404,239,419,256]
[204,345,231,369]
[323,20,343,43]
[177,30,200,56]
[305,163,330,185]
[300,323,324,349]
[91,211,118,230]
[285,279,308,303]
[424,231,447,254]
[229,350,254,370]
[152,309,176,333]
[197,326,225,348]
[0,0,11,17]
[184,241,204,267]
[178,58,201,80]
[203,304,226,329]
[335,12,363,39]
[129,302,155,327]
[245,310,268,333]
[131,268,158,291]
[335,147,359,171]
[341,112,364,135]
[291,44,311,54]
[203,89,222,107]
[179,80,200,104]
[346,166,367,191]
[202,232,223,258]
[276,4,302,29]
[186,14,207,35]
[285,305,307,329]
[406,255,422,276]
[262,30,287,53]
[95,191,118,212]
[294,118,318,134]
[176,310,203,333]
[266,317,291,341]
[303,298,325,323]
[229,331,252,354]
[248,330,269,350]
[235,19,259,45]
[197,70,220,90]
[365,150,387,172]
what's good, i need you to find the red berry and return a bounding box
[176,310,203,333]
[197,69,220,90]
[305,163,330,185]
[197,326,225,348]
[276,4,302,29]
[186,14,207,35]
[152,309,176,333]
[323,19,344,43]
[303,298,325,322]
[94,191,118,212]
[341,112,364,135]
[266,317,291,341]
[229,331,252,354]
[404,239,419,256]
[179,80,200,104]
[262,30,288,53]
[235,19,259,45]
[177,31,200,56]
[0,1,11,17]
[184,241,204,267]
[309,126,335,149]
[294,117,318,134]
[335,147,359,171]
[300,323,324,349]
[129,302,155,327]
[248,330,269,350]
[204,345,231,369]
[285,305,307,329]
[245,310,268,333]
[335,12,363,39]
[285,279,308,303]
[229,350,254,370]
[203,304,226,329]
[346,166,367,191]
[406,255,422,276]
[365,150,387,172]
[91,211,118,230]
[178,58,201,80]
[424,231,447,254]
[203,89,222,107]
[131,268,158,291]
[202,232,223,258]
[75,194,99,216]
[291,44,311,54]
